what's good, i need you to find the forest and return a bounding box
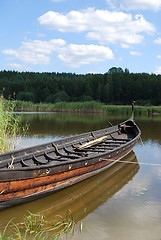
[0,67,161,105]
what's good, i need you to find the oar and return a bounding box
[78,135,108,150]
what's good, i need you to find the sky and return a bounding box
[1,0,161,74]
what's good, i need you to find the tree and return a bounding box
[125,68,130,74]
[108,67,124,74]
[53,91,70,102]
[17,91,35,102]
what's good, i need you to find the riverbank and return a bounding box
[13,100,161,115]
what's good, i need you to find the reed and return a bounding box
[0,211,75,240]
[14,101,55,112]
[13,100,161,115]
[0,97,27,153]
[53,101,105,113]
[14,101,105,113]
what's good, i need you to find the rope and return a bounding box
[100,157,161,167]
[8,155,15,169]
[139,136,144,147]
[99,135,161,167]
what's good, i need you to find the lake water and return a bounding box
[1,112,161,240]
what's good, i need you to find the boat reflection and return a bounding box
[0,151,139,227]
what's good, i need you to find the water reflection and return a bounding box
[135,119,161,144]
[17,112,161,149]
[20,112,115,136]
[0,151,139,228]
[1,112,161,240]
[20,112,161,143]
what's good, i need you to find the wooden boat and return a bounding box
[0,151,139,226]
[0,104,141,210]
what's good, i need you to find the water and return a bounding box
[1,112,161,240]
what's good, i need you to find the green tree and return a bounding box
[108,67,124,74]
[53,91,70,102]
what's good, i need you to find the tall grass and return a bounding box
[53,101,105,113]
[0,211,75,240]
[13,100,161,115]
[14,100,55,112]
[0,97,27,153]
[14,100,105,113]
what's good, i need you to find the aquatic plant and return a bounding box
[13,100,161,115]
[0,211,75,240]
[0,96,27,153]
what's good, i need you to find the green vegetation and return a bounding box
[0,69,161,106]
[14,100,55,112]
[12,100,160,115]
[50,101,105,112]
[13,100,161,115]
[1,68,161,116]
[0,96,27,153]
[0,212,75,240]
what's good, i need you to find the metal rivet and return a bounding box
[69,164,72,170]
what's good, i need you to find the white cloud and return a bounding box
[123,0,161,11]
[58,44,114,67]
[2,39,66,65]
[38,8,155,47]
[109,0,161,11]
[2,40,114,68]
[106,0,119,10]
[130,51,142,56]
[8,63,22,69]
[157,55,161,59]
[155,66,161,74]
[38,10,88,32]
[154,38,161,45]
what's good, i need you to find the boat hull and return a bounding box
[0,146,134,210]
[0,117,141,209]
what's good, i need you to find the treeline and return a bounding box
[0,68,161,105]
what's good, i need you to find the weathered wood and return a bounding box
[0,117,141,210]
[78,135,108,149]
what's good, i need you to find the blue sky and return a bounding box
[1,0,161,74]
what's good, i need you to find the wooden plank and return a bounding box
[78,135,108,149]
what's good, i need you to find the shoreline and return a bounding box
[13,100,161,116]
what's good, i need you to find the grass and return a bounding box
[14,101,105,113]
[0,96,27,153]
[53,101,104,113]
[14,101,55,112]
[0,211,75,240]
[13,100,161,115]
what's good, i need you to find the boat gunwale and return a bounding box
[0,133,140,173]
[0,118,133,159]
[0,118,141,172]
